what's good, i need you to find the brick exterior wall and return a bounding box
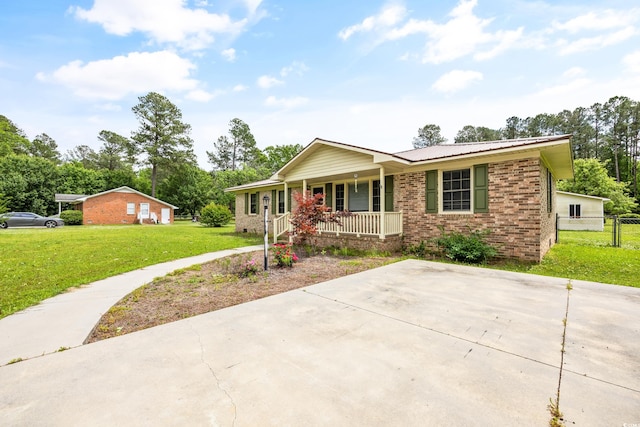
[397,157,555,262]
[312,234,402,253]
[82,192,174,225]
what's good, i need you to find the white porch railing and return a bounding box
[273,212,292,243]
[273,211,403,242]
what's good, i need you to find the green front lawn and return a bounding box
[0,222,261,318]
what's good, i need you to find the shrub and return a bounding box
[435,229,497,264]
[272,243,299,267]
[200,203,232,227]
[239,258,260,277]
[619,213,640,219]
[60,210,83,225]
[405,241,428,258]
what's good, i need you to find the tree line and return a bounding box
[1,92,638,217]
[0,92,302,216]
[413,95,639,213]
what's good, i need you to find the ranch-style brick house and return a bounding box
[227,135,574,262]
[55,186,177,225]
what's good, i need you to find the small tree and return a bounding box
[200,203,232,227]
[289,191,348,248]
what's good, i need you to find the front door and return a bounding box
[161,208,170,224]
[140,203,150,219]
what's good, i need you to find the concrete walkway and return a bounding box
[0,260,638,425]
[0,245,263,364]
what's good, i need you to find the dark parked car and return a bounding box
[0,212,64,229]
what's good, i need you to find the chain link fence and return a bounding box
[556,215,640,249]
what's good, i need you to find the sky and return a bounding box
[1,0,640,169]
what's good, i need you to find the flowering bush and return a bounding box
[239,258,260,277]
[272,243,299,268]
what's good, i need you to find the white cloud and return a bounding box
[563,67,586,78]
[264,96,308,109]
[233,84,248,92]
[339,0,522,64]
[257,75,283,89]
[338,3,407,40]
[553,9,640,34]
[221,48,237,62]
[623,50,640,73]
[432,70,483,93]
[186,89,223,102]
[556,27,637,55]
[72,0,255,51]
[280,61,309,77]
[37,50,199,100]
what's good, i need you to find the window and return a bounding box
[250,193,257,214]
[127,203,135,215]
[348,182,369,212]
[278,190,285,214]
[442,169,471,211]
[372,180,381,212]
[335,184,345,211]
[569,204,581,218]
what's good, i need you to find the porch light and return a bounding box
[263,195,270,271]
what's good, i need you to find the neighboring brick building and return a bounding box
[227,136,573,262]
[56,186,177,225]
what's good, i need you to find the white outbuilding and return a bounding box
[556,191,610,231]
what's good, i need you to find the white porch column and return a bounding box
[284,181,289,213]
[379,166,385,240]
[302,179,307,200]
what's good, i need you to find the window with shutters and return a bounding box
[372,180,381,212]
[250,193,257,214]
[442,169,471,211]
[278,190,285,214]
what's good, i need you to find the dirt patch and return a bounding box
[85,252,400,343]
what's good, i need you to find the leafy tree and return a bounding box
[454,125,500,143]
[96,130,134,170]
[0,192,10,214]
[263,143,303,172]
[210,167,270,211]
[65,145,98,169]
[207,118,262,170]
[0,154,58,214]
[158,164,213,216]
[412,124,446,148]
[30,133,61,164]
[102,168,137,190]
[0,115,31,156]
[56,162,106,195]
[557,158,637,214]
[131,92,195,197]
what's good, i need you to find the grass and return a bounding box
[493,223,640,287]
[0,222,261,318]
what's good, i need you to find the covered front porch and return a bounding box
[273,210,403,243]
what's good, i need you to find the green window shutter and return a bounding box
[384,175,394,212]
[325,183,333,209]
[425,170,438,213]
[244,193,248,215]
[474,164,489,213]
[271,190,277,214]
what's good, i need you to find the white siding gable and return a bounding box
[284,145,375,181]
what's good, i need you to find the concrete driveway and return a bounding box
[1,260,638,426]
